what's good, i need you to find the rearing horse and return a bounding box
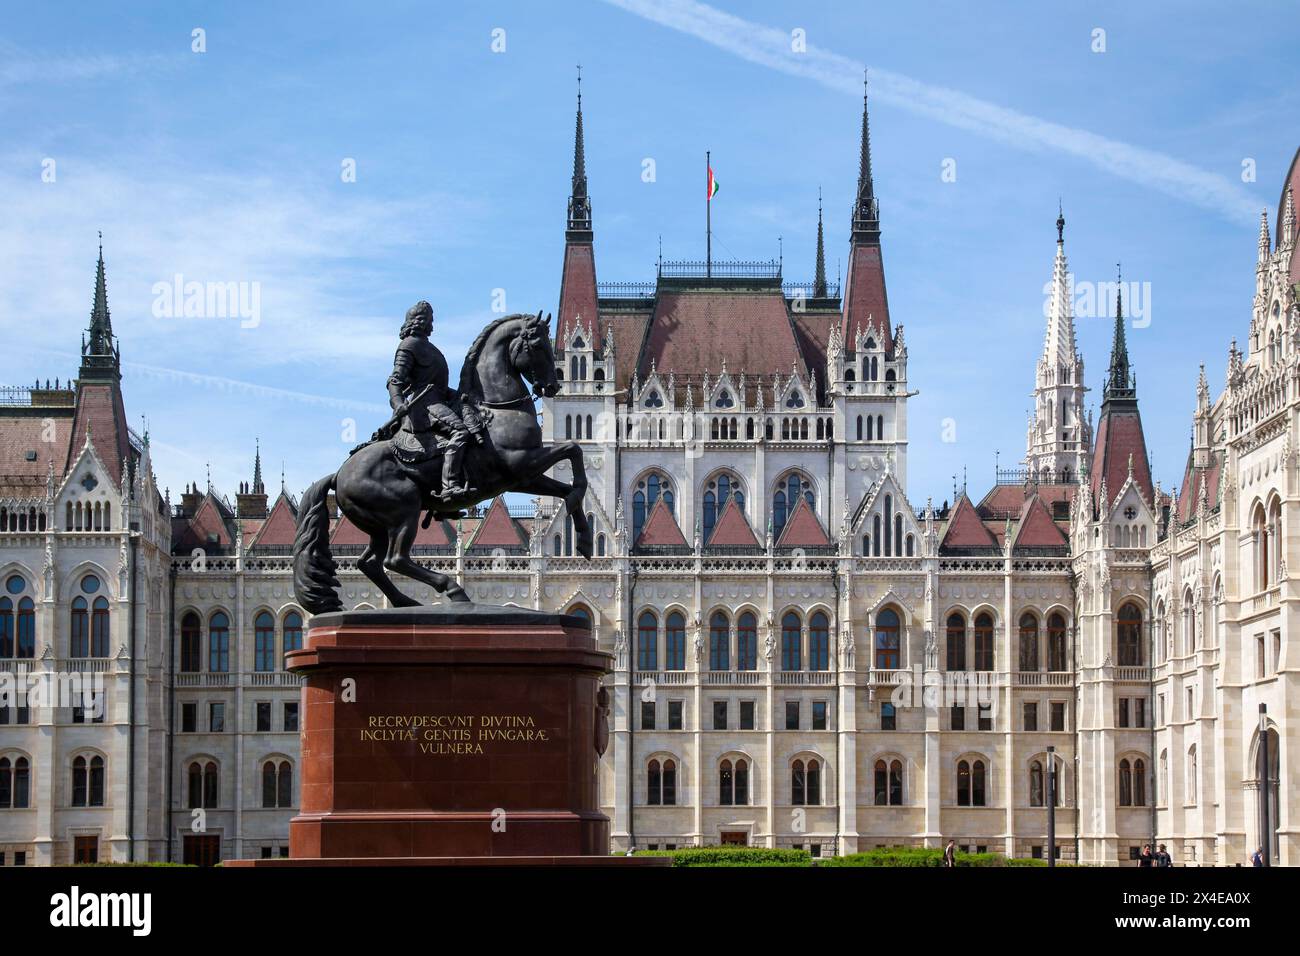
[292,311,591,613]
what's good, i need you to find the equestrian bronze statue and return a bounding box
[292,304,591,613]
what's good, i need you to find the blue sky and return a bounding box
[3,1,1296,506]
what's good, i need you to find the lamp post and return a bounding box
[1260,704,1271,867]
[1047,744,1057,868]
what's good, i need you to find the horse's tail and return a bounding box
[292,472,343,615]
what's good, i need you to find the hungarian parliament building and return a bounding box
[0,89,1295,867]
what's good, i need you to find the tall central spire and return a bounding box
[850,71,880,244]
[1025,205,1088,483]
[1042,203,1079,368]
[566,65,592,239]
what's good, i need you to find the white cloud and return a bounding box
[602,0,1260,225]
[0,156,486,368]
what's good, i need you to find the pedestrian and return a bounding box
[1138,844,1153,867]
[1250,846,1264,867]
[943,839,956,868]
[1156,843,1172,867]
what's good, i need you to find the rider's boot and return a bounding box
[439,434,470,499]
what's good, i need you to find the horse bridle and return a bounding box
[480,316,549,409]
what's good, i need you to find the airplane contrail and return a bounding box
[601,0,1259,225]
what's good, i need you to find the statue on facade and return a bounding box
[293,307,593,613]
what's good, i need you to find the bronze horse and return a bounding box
[292,311,591,612]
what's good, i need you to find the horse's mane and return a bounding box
[457,313,523,399]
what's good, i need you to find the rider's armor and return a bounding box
[387,334,481,498]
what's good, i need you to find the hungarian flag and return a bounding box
[708,166,719,200]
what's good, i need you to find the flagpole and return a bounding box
[706,150,712,279]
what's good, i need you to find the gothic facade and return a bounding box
[0,91,1295,866]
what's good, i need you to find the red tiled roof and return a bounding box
[557,241,598,344]
[65,382,132,486]
[636,498,688,548]
[941,495,1000,550]
[1013,494,1068,549]
[708,497,760,548]
[841,242,893,358]
[330,515,370,546]
[790,310,840,403]
[0,413,72,490]
[1177,452,1222,523]
[638,289,805,382]
[249,493,297,548]
[175,493,234,552]
[776,496,830,548]
[603,310,652,391]
[468,497,525,549]
[976,482,1077,516]
[1091,407,1154,504]
[416,514,455,547]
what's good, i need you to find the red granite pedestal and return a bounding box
[227,605,664,868]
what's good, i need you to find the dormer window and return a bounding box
[715,390,734,409]
[645,390,664,409]
[573,336,585,349]
[785,391,805,409]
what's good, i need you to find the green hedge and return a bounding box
[819,847,1046,867]
[634,847,812,867]
[69,862,195,867]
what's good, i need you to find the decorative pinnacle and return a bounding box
[814,187,827,297]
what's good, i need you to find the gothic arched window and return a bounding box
[1018,613,1039,672]
[709,611,730,671]
[632,472,673,544]
[181,612,201,673]
[1047,613,1068,671]
[637,611,658,672]
[809,611,830,671]
[946,613,966,671]
[1116,603,1143,666]
[209,612,230,673]
[283,611,303,660]
[772,472,814,539]
[665,612,686,671]
[974,613,994,671]
[781,612,802,672]
[875,608,901,670]
[254,612,276,673]
[702,472,744,544]
[736,612,757,671]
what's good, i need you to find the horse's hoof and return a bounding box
[447,587,472,603]
[578,536,594,560]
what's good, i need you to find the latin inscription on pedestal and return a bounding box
[360,713,555,755]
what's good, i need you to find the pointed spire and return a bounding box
[80,232,121,381]
[1259,209,1272,263]
[850,70,880,243]
[1104,263,1135,402]
[1042,204,1079,369]
[813,188,828,297]
[252,438,265,495]
[566,65,592,238]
